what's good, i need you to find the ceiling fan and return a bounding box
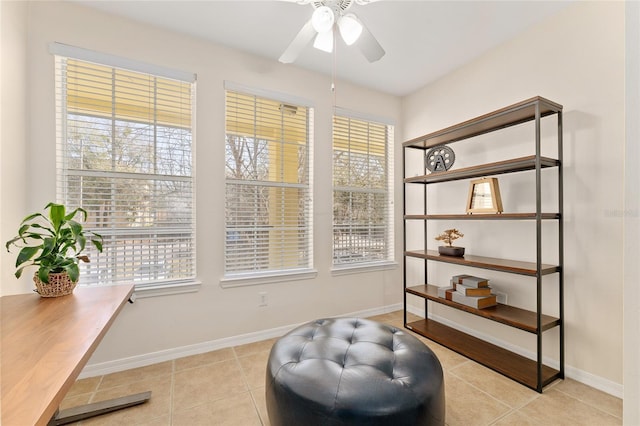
[279,0,385,64]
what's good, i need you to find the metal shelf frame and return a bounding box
[402,97,564,393]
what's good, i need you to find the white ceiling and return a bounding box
[73,0,572,96]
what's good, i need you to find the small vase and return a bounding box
[438,246,465,257]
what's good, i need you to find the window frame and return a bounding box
[331,108,396,274]
[52,43,199,297]
[220,82,316,288]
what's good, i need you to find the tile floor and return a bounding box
[61,311,623,425]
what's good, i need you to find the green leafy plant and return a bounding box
[5,202,103,284]
[435,228,464,247]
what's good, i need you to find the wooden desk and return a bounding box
[1,285,134,426]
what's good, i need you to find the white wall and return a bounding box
[0,1,29,297]
[624,1,640,423]
[5,1,403,363]
[402,1,624,395]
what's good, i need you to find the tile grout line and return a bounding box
[247,386,267,426]
[553,387,623,421]
[447,366,538,425]
[232,347,246,387]
[233,346,266,425]
[87,375,105,405]
[169,359,175,426]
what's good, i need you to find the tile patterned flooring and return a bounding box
[61,311,623,425]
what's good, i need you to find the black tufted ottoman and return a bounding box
[265,317,445,426]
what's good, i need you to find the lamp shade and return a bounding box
[338,13,363,46]
[311,6,335,33]
[313,30,334,53]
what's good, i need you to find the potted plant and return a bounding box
[435,228,465,257]
[5,202,103,297]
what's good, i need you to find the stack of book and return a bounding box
[437,274,497,309]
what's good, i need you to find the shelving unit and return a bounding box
[402,96,563,392]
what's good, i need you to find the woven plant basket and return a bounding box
[33,271,77,297]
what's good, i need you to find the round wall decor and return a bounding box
[425,145,455,172]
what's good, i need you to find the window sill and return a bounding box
[133,280,202,299]
[331,261,398,276]
[220,269,318,288]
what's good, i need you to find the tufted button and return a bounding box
[266,317,445,426]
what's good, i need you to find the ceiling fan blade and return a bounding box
[279,19,317,63]
[354,21,385,62]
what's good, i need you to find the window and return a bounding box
[224,86,313,282]
[53,46,196,291]
[332,111,394,268]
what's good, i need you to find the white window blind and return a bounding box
[54,55,196,288]
[224,89,313,277]
[332,113,394,266]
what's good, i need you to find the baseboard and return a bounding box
[405,304,623,399]
[79,303,403,379]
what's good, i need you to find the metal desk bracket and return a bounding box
[49,391,151,425]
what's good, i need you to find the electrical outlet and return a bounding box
[259,292,268,307]
[496,291,507,305]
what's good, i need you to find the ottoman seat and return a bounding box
[266,317,445,426]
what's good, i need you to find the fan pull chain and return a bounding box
[331,25,337,113]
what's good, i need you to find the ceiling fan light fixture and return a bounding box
[281,0,384,64]
[338,13,363,45]
[313,30,334,53]
[311,6,335,33]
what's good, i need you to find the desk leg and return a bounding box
[51,391,152,425]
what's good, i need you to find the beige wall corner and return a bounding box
[1,1,30,296]
[624,1,640,423]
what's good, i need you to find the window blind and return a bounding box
[332,114,394,265]
[54,56,196,287]
[224,90,313,277]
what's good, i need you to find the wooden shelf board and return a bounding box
[404,249,560,276]
[406,284,560,333]
[404,155,559,184]
[404,213,560,220]
[405,318,561,392]
[403,96,562,149]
